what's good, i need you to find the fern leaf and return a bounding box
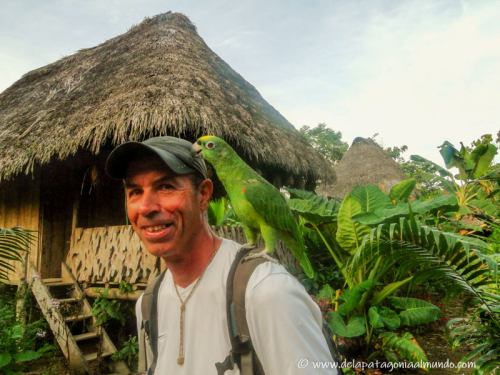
[378,332,428,369]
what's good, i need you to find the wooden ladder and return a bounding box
[28,261,130,375]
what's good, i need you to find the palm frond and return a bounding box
[0,227,36,281]
[348,215,500,323]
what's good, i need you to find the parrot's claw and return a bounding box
[240,243,258,250]
[243,249,279,264]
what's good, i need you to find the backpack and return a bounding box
[137,245,344,375]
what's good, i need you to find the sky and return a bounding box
[1,0,499,165]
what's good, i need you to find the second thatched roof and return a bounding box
[0,12,334,184]
[321,137,408,198]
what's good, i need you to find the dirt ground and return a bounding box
[384,297,474,375]
[411,298,475,375]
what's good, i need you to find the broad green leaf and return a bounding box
[439,141,459,169]
[349,185,392,212]
[328,312,366,338]
[470,199,500,217]
[286,187,319,200]
[369,306,384,329]
[288,198,339,225]
[316,284,336,302]
[13,350,41,362]
[369,306,400,330]
[438,141,472,179]
[352,194,458,225]
[336,196,371,253]
[389,297,444,326]
[458,205,471,215]
[388,179,416,202]
[470,143,498,179]
[337,280,374,315]
[0,352,12,368]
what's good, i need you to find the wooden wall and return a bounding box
[66,225,299,284]
[67,225,158,284]
[0,170,41,280]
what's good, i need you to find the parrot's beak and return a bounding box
[191,141,203,158]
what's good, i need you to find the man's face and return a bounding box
[124,155,210,259]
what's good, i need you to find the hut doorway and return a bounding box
[39,164,75,278]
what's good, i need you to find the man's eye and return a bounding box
[128,189,142,197]
[159,184,174,191]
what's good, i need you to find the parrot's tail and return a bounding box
[282,236,314,279]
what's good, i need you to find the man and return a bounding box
[105,136,336,374]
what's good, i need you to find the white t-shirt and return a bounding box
[135,239,336,374]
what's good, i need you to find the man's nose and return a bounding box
[138,190,161,216]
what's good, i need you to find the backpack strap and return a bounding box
[138,270,167,375]
[216,245,269,375]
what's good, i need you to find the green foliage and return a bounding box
[91,288,126,326]
[118,280,133,295]
[336,196,371,254]
[350,214,498,303]
[0,227,36,281]
[368,306,400,330]
[301,263,342,295]
[299,123,348,166]
[471,132,500,149]
[206,198,242,228]
[378,332,428,368]
[287,188,339,225]
[388,297,444,326]
[0,284,59,374]
[208,198,229,226]
[288,183,499,369]
[438,141,497,181]
[352,193,458,225]
[401,159,441,197]
[317,284,336,301]
[446,307,500,375]
[337,280,374,315]
[111,336,138,370]
[328,312,366,338]
[349,185,392,212]
[410,140,499,222]
[388,179,417,203]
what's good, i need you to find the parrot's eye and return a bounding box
[206,141,215,150]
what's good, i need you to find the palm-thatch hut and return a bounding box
[0,12,334,283]
[320,137,408,198]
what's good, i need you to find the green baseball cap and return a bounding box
[105,136,208,180]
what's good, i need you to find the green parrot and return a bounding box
[192,135,314,278]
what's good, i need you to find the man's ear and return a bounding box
[198,179,213,211]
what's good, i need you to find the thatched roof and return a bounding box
[0,12,334,184]
[320,137,408,198]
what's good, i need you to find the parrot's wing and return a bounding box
[243,179,303,248]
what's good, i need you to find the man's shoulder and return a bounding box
[246,260,308,303]
[219,238,242,253]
